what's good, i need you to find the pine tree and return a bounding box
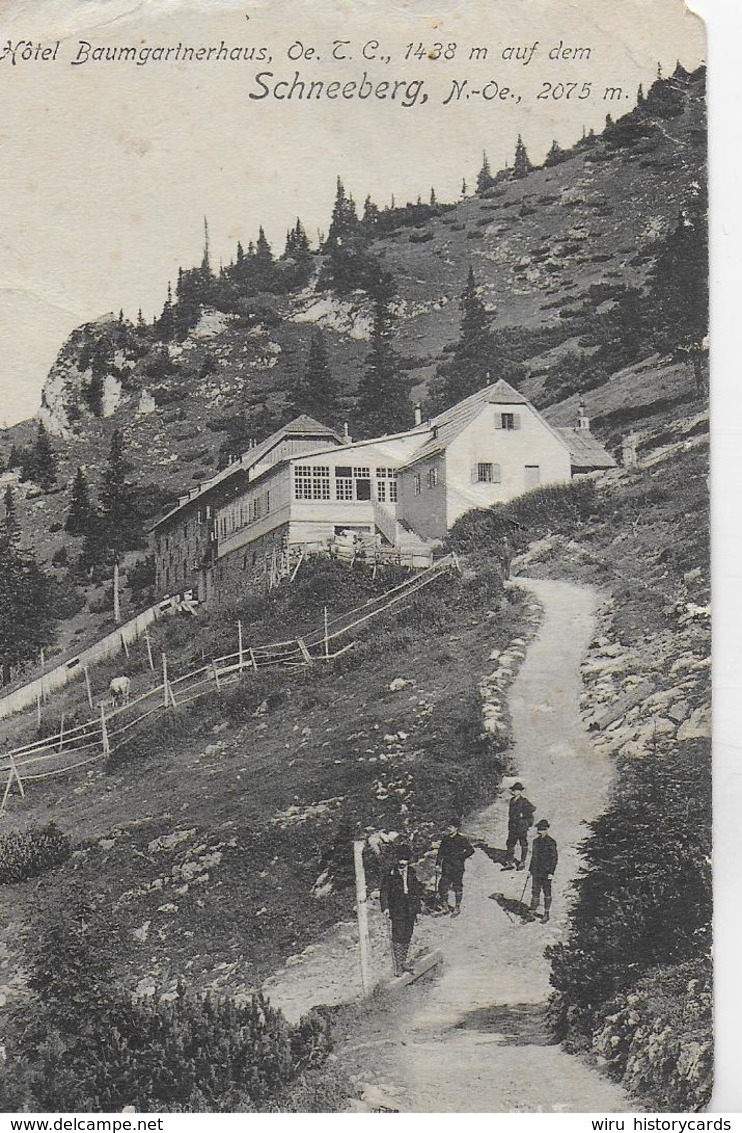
[461,178,467,198]
[513,135,533,179]
[429,187,437,207]
[324,177,359,249]
[355,272,411,437]
[649,188,708,394]
[156,282,176,341]
[99,430,142,554]
[255,226,273,265]
[432,267,493,409]
[637,83,645,105]
[65,467,92,536]
[476,151,494,195]
[362,195,380,229]
[544,139,565,167]
[7,444,20,470]
[290,330,338,424]
[29,422,57,490]
[0,487,55,682]
[201,217,212,278]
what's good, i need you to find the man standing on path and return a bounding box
[436,819,475,917]
[529,819,558,923]
[502,782,536,871]
[380,844,425,976]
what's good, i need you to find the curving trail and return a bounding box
[340,577,635,1112]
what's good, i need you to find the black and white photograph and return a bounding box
[0,0,724,1117]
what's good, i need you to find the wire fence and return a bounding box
[0,554,458,813]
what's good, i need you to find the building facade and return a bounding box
[151,380,615,606]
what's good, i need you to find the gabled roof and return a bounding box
[555,428,617,469]
[402,379,530,467]
[152,414,343,530]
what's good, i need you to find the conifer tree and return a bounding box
[637,83,645,105]
[99,430,142,553]
[30,422,57,491]
[255,226,273,265]
[65,467,92,536]
[7,444,20,470]
[476,152,495,195]
[431,267,494,410]
[290,329,338,424]
[544,139,565,167]
[362,195,380,229]
[156,283,176,341]
[649,188,708,394]
[429,187,437,207]
[324,177,359,249]
[355,272,411,437]
[461,178,468,198]
[0,487,55,682]
[513,135,533,178]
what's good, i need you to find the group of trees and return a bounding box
[66,430,149,578]
[475,135,534,196]
[6,422,58,491]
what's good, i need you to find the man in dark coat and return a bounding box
[502,782,536,871]
[436,819,475,917]
[529,818,558,923]
[380,844,425,975]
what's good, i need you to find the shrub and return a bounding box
[0,823,71,883]
[547,739,711,1043]
[3,889,333,1112]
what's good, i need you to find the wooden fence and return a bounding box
[0,555,458,815]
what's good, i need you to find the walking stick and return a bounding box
[519,872,530,905]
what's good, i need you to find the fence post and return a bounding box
[84,665,94,709]
[162,653,176,708]
[353,840,372,998]
[100,703,110,758]
[324,607,329,659]
[59,712,65,753]
[1,756,25,815]
[144,628,155,671]
[121,632,130,659]
[238,620,244,671]
[212,659,222,690]
[36,688,42,728]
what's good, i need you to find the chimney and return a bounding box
[342,422,352,443]
[414,405,422,426]
[577,399,590,431]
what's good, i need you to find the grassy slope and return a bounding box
[0,560,526,1006]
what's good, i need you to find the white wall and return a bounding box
[443,403,572,528]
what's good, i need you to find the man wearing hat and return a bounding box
[502,782,536,871]
[529,819,558,923]
[436,818,475,917]
[380,844,425,976]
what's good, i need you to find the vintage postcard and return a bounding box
[0,0,719,1116]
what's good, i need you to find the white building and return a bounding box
[152,380,615,605]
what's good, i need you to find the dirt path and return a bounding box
[267,578,634,1111]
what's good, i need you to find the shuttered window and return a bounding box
[495,412,521,430]
[471,463,502,484]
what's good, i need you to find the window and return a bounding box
[478,462,493,483]
[295,465,330,500]
[427,466,439,488]
[251,498,261,522]
[414,474,421,496]
[497,412,521,431]
[335,466,353,500]
[264,491,270,515]
[471,463,502,484]
[376,468,398,504]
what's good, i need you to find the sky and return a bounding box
[0,0,706,426]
